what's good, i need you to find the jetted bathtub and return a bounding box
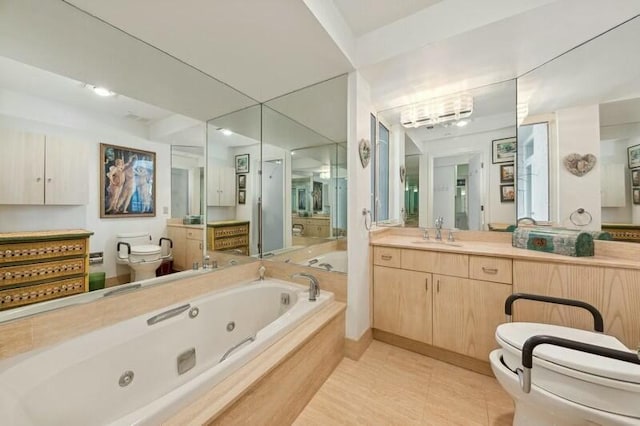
[300,250,347,273]
[0,279,333,425]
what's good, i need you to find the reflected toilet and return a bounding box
[116,233,171,282]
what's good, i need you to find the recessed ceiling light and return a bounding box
[291,151,296,155]
[456,120,469,127]
[218,128,233,136]
[90,85,115,97]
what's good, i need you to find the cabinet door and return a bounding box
[167,227,187,271]
[433,275,511,360]
[45,136,89,205]
[0,128,45,204]
[219,167,236,206]
[208,169,221,206]
[373,266,432,344]
[186,238,203,269]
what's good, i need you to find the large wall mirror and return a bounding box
[375,80,517,231]
[261,75,348,273]
[0,0,258,320]
[517,16,640,234]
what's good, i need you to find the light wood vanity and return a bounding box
[371,229,640,375]
[166,222,205,271]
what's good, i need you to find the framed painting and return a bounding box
[632,169,640,187]
[238,189,246,205]
[235,154,249,173]
[100,143,155,218]
[312,181,323,212]
[500,184,515,202]
[634,188,640,205]
[238,174,247,189]
[500,163,514,183]
[492,137,517,164]
[629,145,640,169]
[297,188,306,210]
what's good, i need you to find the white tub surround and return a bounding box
[0,279,333,426]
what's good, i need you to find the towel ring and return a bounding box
[569,208,592,227]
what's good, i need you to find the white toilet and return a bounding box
[490,321,640,426]
[115,233,171,282]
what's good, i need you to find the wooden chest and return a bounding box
[207,221,250,256]
[0,229,92,310]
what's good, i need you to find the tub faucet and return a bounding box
[291,272,320,302]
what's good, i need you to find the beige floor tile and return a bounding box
[296,340,515,426]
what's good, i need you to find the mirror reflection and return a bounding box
[0,0,258,319]
[261,75,348,273]
[375,80,517,231]
[517,15,640,238]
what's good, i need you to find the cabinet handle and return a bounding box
[36,177,42,182]
[437,279,440,293]
[482,267,498,274]
[381,255,392,261]
[47,178,52,182]
[425,278,428,292]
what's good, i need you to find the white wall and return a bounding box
[0,89,172,279]
[346,71,372,340]
[419,126,516,229]
[556,105,601,229]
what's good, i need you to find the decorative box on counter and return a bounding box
[512,226,595,257]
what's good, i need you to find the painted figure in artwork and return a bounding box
[135,166,152,212]
[115,154,138,213]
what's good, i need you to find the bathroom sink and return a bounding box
[411,240,462,248]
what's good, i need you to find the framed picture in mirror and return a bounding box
[100,143,155,218]
[312,181,323,212]
[297,188,306,210]
[238,174,246,189]
[628,145,640,169]
[500,184,515,202]
[632,169,640,187]
[633,188,640,205]
[238,189,246,205]
[235,154,249,173]
[500,164,514,183]
[492,137,516,164]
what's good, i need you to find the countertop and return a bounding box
[207,220,250,227]
[371,234,640,271]
[166,223,205,230]
[0,229,94,242]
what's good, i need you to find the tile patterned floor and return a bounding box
[294,340,514,425]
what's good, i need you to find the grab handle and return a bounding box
[505,293,604,332]
[103,283,141,297]
[159,237,173,248]
[518,335,640,393]
[362,208,372,231]
[147,304,190,326]
[219,336,256,363]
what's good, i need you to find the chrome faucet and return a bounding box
[435,216,444,241]
[291,272,320,302]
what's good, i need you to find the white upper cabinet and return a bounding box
[208,166,236,207]
[0,128,89,205]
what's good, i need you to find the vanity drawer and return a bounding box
[469,256,512,284]
[401,249,469,278]
[214,225,249,238]
[373,247,401,268]
[186,228,203,241]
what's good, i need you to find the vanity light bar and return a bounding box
[401,93,473,129]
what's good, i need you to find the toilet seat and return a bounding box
[496,322,640,418]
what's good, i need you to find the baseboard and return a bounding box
[105,274,130,288]
[373,329,493,377]
[344,328,373,360]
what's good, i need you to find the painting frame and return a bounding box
[633,187,640,205]
[312,181,323,212]
[628,145,640,169]
[632,169,640,187]
[100,143,156,218]
[492,137,517,164]
[297,188,306,210]
[238,189,246,205]
[235,153,250,174]
[238,174,247,189]
[500,184,515,203]
[500,163,515,183]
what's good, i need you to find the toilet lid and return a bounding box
[496,322,640,384]
[130,244,161,255]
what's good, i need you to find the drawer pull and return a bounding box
[381,255,393,261]
[425,278,428,292]
[437,279,440,293]
[482,267,499,274]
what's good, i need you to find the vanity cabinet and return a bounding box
[372,247,511,362]
[0,230,92,310]
[513,260,640,349]
[166,225,204,271]
[291,216,330,238]
[207,167,236,207]
[0,128,88,205]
